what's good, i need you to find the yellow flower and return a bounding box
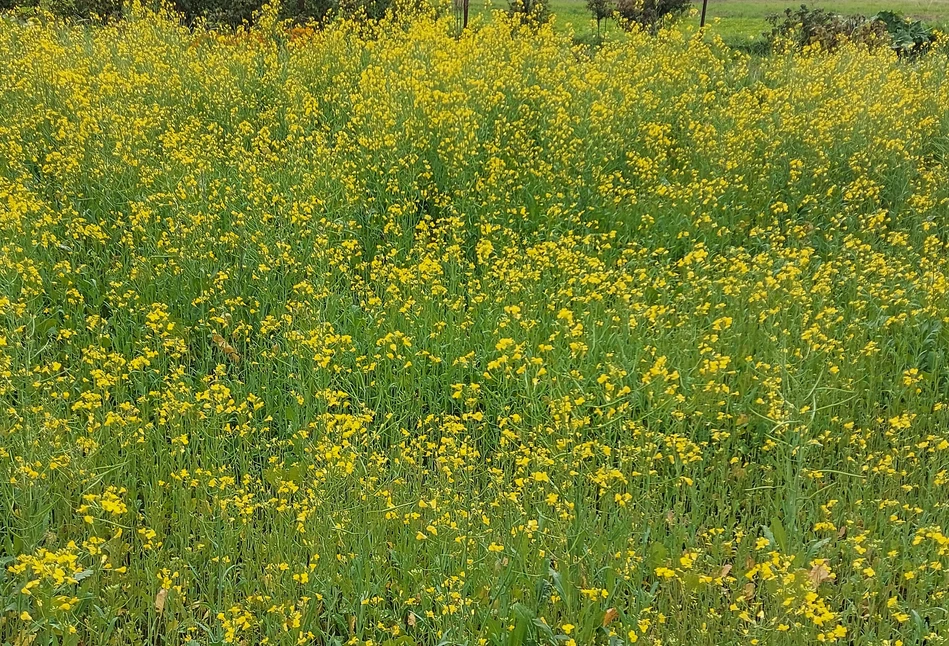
[654,567,676,579]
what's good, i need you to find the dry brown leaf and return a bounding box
[407,612,417,628]
[808,563,832,588]
[742,582,756,600]
[602,608,619,627]
[155,588,168,614]
[719,564,732,579]
[838,525,848,539]
[212,333,240,364]
[348,615,356,635]
[13,631,36,646]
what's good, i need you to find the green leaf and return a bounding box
[532,617,555,641]
[548,564,566,600]
[681,572,701,592]
[36,317,58,338]
[73,569,95,582]
[509,610,529,646]
[770,517,788,553]
[646,542,669,568]
[382,638,416,646]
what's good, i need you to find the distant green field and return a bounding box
[470,0,949,42]
[686,0,949,42]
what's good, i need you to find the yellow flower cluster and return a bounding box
[0,4,948,645]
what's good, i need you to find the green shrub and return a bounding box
[172,0,262,25]
[874,10,936,57]
[766,5,889,52]
[38,0,121,19]
[0,0,401,25]
[173,0,334,27]
[615,0,690,32]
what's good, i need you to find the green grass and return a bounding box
[692,0,949,42]
[467,0,949,43]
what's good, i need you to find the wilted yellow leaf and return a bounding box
[603,607,619,626]
[155,588,168,614]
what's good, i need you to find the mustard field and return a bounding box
[1,6,949,645]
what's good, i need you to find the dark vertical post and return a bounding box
[463,0,469,29]
[700,0,708,27]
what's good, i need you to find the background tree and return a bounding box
[615,0,690,32]
[507,0,550,25]
[586,0,613,38]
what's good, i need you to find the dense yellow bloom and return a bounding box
[1,4,948,645]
